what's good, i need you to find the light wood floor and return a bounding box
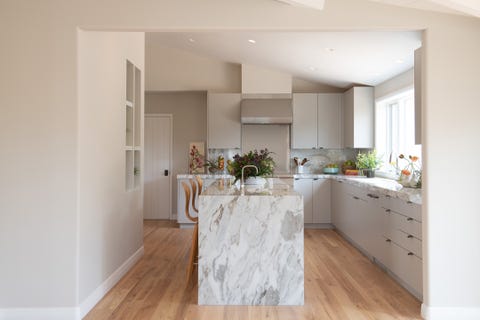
[85,220,421,320]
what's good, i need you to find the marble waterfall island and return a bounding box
[198,181,304,305]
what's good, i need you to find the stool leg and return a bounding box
[186,224,198,287]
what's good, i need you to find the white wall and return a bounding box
[1,0,480,319]
[292,77,344,93]
[146,39,241,92]
[375,68,414,99]
[145,92,207,216]
[241,64,292,94]
[77,31,145,309]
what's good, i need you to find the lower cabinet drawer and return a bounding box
[384,229,422,258]
[383,208,422,240]
[381,236,423,295]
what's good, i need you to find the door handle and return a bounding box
[164,170,169,176]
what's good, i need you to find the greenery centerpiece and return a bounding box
[356,150,382,178]
[227,149,275,183]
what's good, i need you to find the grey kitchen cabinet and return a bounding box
[331,180,423,299]
[317,93,343,149]
[292,93,317,149]
[343,87,374,148]
[292,93,343,149]
[294,177,331,224]
[312,178,331,223]
[294,178,314,223]
[207,93,241,149]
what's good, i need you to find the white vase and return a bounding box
[244,176,267,186]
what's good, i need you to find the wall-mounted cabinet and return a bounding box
[343,87,374,148]
[292,93,343,149]
[207,93,241,149]
[125,60,142,191]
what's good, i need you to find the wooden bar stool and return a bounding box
[181,178,201,287]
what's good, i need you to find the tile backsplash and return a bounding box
[290,149,360,174]
[208,148,365,175]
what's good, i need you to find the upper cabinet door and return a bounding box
[317,93,343,149]
[207,93,241,149]
[292,93,317,149]
[343,87,374,148]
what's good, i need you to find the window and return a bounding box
[375,88,421,170]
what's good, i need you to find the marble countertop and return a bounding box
[202,179,299,197]
[177,173,422,205]
[292,174,422,205]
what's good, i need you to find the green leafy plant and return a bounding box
[356,150,382,170]
[227,149,275,182]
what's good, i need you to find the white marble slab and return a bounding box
[291,174,422,205]
[198,181,304,305]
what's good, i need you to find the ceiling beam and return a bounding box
[275,0,325,10]
[429,0,480,17]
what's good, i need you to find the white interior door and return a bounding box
[144,114,172,220]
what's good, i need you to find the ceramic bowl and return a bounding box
[323,167,339,174]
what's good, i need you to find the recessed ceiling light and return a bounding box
[325,47,335,52]
[395,59,404,64]
[188,38,195,43]
[248,39,256,44]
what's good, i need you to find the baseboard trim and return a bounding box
[79,245,144,318]
[422,304,480,319]
[0,307,79,320]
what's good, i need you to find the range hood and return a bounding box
[240,99,293,124]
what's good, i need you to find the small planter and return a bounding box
[362,169,375,178]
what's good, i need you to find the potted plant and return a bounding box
[356,150,381,178]
[227,149,275,184]
[397,154,422,188]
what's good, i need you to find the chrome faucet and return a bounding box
[241,165,259,189]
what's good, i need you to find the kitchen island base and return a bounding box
[198,183,304,306]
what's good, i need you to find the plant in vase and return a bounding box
[356,150,382,178]
[227,149,275,184]
[397,154,422,188]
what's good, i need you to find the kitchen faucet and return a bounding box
[241,165,259,189]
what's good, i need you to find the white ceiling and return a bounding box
[147,31,422,88]
[368,0,480,17]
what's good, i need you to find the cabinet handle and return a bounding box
[353,196,360,200]
[407,217,414,221]
[338,181,343,183]
[385,209,391,213]
[295,178,300,181]
[313,178,319,181]
[407,235,414,239]
[385,194,391,198]
[407,201,413,204]
[386,239,391,242]
[367,193,379,199]
[408,252,414,256]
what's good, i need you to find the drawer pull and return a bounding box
[407,235,414,239]
[367,193,379,199]
[313,178,319,181]
[385,194,391,198]
[338,181,343,183]
[407,217,414,221]
[385,209,391,213]
[408,252,414,256]
[353,196,360,200]
[407,201,413,204]
[295,178,299,180]
[386,239,392,242]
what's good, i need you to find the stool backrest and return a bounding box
[181,181,198,223]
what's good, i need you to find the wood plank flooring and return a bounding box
[85,221,421,320]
